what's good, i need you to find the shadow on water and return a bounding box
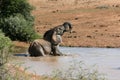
[13,53,29,57]
[12,46,29,57]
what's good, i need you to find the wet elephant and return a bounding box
[28,39,51,56]
[28,22,72,57]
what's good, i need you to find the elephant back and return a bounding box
[28,39,52,56]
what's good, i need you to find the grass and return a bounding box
[96,5,109,9]
[43,61,106,80]
[60,4,120,14]
[60,8,100,13]
[4,60,106,80]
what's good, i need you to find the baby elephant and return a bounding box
[28,22,72,57]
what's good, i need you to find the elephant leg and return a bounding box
[38,46,46,56]
[52,45,63,56]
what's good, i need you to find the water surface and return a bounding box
[14,47,120,80]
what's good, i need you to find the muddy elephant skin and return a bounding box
[28,39,51,57]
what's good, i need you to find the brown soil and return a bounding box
[13,41,29,47]
[28,0,120,48]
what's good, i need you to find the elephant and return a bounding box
[28,22,72,57]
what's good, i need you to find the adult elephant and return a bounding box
[28,22,72,57]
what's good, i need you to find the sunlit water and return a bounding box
[13,47,120,80]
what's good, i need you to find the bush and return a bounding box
[0,0,34,28]
[0,30,12,64]
[0,0,39,42]
[0,0,34,20]
[0,14,40,42]
[0,30,13,79]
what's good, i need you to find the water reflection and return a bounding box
[28,56,59,62]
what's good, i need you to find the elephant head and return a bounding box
[51,22,72,45]
[63,22,72,33]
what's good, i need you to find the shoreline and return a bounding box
[13,41,120,48]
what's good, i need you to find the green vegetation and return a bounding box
[0,0,40,42]
[0,14,39,41]
[0,30,13,80]
[0,30,12,65]
[0,0,34,21]
[0,30,33,80]
[0,0,40,79]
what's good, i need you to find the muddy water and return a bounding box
[14,47,120,80]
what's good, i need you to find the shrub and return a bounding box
[0,0,34,20]
[0,0,39,42]
[0,30,13,79]
[0,30,12,64]
[0,14,40,42]
[0,30,32,80]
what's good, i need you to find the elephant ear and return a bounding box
[52,31,62,45]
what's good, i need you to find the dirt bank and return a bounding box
[28,0,120,47]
